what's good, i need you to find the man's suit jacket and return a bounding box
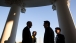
[22,26,32,43]
[56,34,65,43]
[44,27,54,43]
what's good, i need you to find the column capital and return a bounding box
[50,0,57,11]
[21,7,26,13]
[5,0,26,13]
[52,3,56,11]
[21,2,26,13]
[51,0,70,11]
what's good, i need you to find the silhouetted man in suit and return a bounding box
[32,31,37,43]
[55,27,65,43]
[43,20,54,43]
[22,21,32,43]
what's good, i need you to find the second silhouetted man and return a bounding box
[43,20,54,43]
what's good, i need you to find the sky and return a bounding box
[0,0,76,43]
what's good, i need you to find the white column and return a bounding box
[0,4,21,43]
[55,0,76,43]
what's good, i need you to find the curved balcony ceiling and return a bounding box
[0,0,52,7]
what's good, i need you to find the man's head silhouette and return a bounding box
[32,31,37,36]
[55,27,61,34]
[26,21,32,28]
[43,20,50,28]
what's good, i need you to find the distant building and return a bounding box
[75,25,76,29]
[18,42,22,43]
[16,42,22,43]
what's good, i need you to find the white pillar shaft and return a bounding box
[55,0,76,43]
[0,4,21,43]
